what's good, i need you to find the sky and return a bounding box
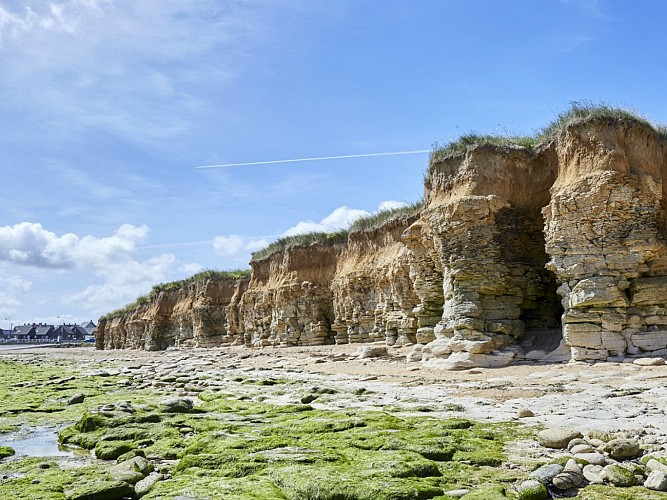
[2,0,667,328]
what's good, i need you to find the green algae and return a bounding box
[0,358,534,500]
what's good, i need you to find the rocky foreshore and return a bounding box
[0,346,666,498]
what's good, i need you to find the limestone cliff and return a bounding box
[332,215,420,345]
[97,107,667,368]
[240,244,343,347]
[95,274,249,350]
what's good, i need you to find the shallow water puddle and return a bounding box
[1,429,90,458]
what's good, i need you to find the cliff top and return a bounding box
[429,101,667,165]
[101,269,250,320]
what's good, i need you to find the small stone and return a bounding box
[601,464,636,487]
[517,408,534,418]
[588,438,605,448]
[517,479,548,500]
[357,345,387,359]
[570,444,593,454]
[645,471,667,491]
[300,394,318,404]
[567,438,588,450]
[537,428,583,449]
[440,489,469,498]
[633,357,665,366]
[574,452,606,466]
[604,438,641,460]
[583,464,604,484]
[135,472,165,497]
[159,398,193,414]
[37,462,51,469]
[552,459,583,490]
[67,393,85,405]
[108,456,153,485]
[529,463,563,484]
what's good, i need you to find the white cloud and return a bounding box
[378,200,408,212]
[212,234,269,260]
[282,201,408,237]
[0,222,199,315]
[282,206,370,237]
[0,273,32,318]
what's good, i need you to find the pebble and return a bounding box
[517,479,547,500]
[633,357,665,366]
[570,444,593,454]
[67,393,85,405]
[440,490,469,498]
[574,452,606,466]
[517,408,534,418]
[583,464,604,484]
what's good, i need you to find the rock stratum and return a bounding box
[96,111,667,368]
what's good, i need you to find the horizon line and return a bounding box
[195,149,430,169]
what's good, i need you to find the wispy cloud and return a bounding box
[0,1,264,147]
[559,0,609,20]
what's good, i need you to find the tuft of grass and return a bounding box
[101,268,250,320]
[348,201,423,233]
[250,230,349,262]
[537,100,662,142]
[429,101,667,166]
[430,133,537,163]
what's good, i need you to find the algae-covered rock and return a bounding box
[135,472,165,497]
[0,446,15,459]
[603,438,640,460]
[517,479,548,500]
[459,484,506,499]
[159,398,193,413]
[601,464,635,487]
[95,440,135,460]
[108,455,153,484]
[65,480,135,500]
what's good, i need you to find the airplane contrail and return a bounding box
[195,149,430,169]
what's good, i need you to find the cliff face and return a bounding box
[332,216,419,345]
[96,116,667,368]
[240,245,342,347]
[95,276,249,350]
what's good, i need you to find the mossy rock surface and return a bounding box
[65,480,135,500]
[0,446,15,459]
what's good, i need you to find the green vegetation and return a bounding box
[430,134,537,163]
[101,268,250,319]
[250,230,350,262]
[348,201,423,233]
[430,101,667,164]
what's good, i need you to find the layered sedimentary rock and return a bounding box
[97,115,667,368]
[543,119,667,361]
[239,245,342,347]
[96,276,249,350]
[332,215,420,345]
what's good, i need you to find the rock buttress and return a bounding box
[331,215,420,345]
[240,244,342,346]
[407,145,560,369]
[543,119,667,360]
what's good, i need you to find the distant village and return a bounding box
[0,321,96,343]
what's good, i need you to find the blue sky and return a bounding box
[1,0,667,327]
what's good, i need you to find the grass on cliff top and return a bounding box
[250,230,349,262]
[101,268,250,320]
[250,201,424,262]
[430,101,667,164]
[348,201,423,233]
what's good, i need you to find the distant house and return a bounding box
[0,321,96,343]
